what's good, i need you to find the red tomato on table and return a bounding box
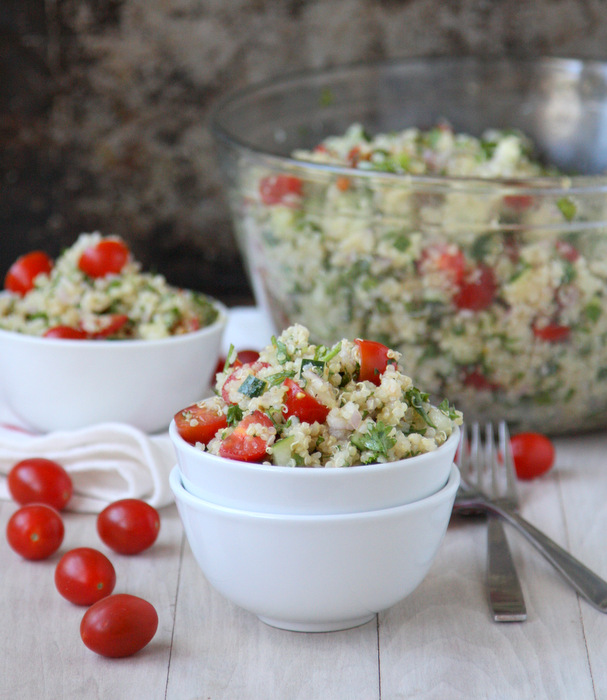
[510,432,555,480]
[6,504,64,560]
[174,403,228,445]
[97,499,160,555]
[80,593,158,658]
[55,547,116,606]
[78,239,130,278]
[7,457,73,511]
[281,378,329,424]
[4,251,53,296]
[219,411,274,463]
[354,339,393,386]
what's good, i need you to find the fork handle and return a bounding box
[487,502,607,613]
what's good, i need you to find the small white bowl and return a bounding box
[170,421,459,514]
[0,302,227,433]
[170,462,460,632]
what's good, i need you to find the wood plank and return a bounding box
[378,466,596,700]
[0,502,183,700]
[166,537,381,700]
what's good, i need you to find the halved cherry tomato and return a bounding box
[281,378,329,424]
[462,369,500,392]
[453,264,497,311]
[7,457,73,511]
[78,238,130,278]
[354,338,393,386]
[503,194,534,211]
[43,326,89,340]
[6,504,64,560]
[174,403,228,445]
[97,499,160,555]
[419,244,466,286]
[4,251,53,296]
[555,240,580,262]
[219,410,274,463]
[259,175,303,206]
[55,547,116,606]
[80,593,158,658]
[214,349,261,376]
[90,314,129,338]
[510,432,555,480]
[532,323,571,343]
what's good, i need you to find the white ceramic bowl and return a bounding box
[0,302,227,433]
[170,462,460,632]
[170,420,458,514]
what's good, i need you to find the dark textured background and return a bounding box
[3,0,607,304]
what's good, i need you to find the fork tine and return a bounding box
[470,422,481,486]
[498,420,518,504]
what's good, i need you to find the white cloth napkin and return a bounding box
[0,307,273,513]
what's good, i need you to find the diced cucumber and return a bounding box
[272,435,296,466]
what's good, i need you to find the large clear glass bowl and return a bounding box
[211,57,607,434]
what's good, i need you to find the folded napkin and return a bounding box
[0,421,175,513]
[0,306,274,513]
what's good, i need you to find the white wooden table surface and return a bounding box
[1,428,606,700]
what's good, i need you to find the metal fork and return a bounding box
[456,421,527,622]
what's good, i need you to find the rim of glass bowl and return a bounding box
[210,55,607,197]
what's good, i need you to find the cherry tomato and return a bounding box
[90,314,129,338]
[354,338,393,386]
[78,238,130,278]
[43,326,89,340]
[7,457,73,511]
[6,504,64,560]
[532,323,571,343]
[219,410,274,463]
[462,369,500,392]
[97,499,160,555]
[214,349,261,376]
[4,251,53,296]
[419,244,466,285]
[510,432,555,480]
[453,264,497,311]
[259,175,303,206]
[503,194,534,211]
[281,378,329,424]
[55,547,116,606]
[80,593,158,658]
[555,240,580,262]
[174,402,228,445]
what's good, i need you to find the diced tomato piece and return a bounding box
[219,410,274,463]
[355,338,394,386]
[503,194,534,211]
[174,403,228,445]
[462,369,500,391]
[281,378,329,424]
[221,360,269,404]
[259,175,303,206]
[43,326,89,340]
[90,314,130,338]
[215,349,261,376]
[453,264,497,311]
[419,244,467,286]
[4,251,53,296]
[555,240,580,262]
[532,323,571,342]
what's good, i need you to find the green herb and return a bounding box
[584,299,602,323]
[223,344,237,372]
[226,405,243,426]
[437,398,459,421]
[238,375,267,398]
[265,370,296,387]
[271,336,291,364]
[405,387,436,428]
[557,197,577,221]
[316,341,341,363]
[350,422,397,463]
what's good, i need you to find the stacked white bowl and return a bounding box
[169,422,460,632]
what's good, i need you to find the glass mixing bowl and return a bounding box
[211,57,607,434]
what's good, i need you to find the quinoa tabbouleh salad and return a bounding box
[174,324,462,467]
[0,233,219,340]
[235,122,607,433]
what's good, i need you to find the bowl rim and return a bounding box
[0,297,228,349]
[170,462,460,521]
[169,419,459,476]
[210,55,607,192]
